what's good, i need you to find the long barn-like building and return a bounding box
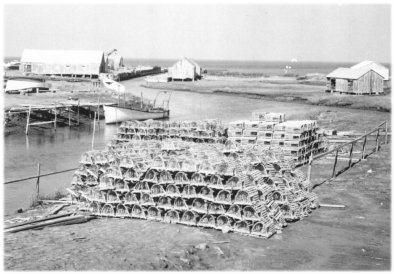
[168,58,202,81]
[326,61,389,94]
[20,49,107,78]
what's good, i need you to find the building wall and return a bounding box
[20,55,106,76]
[354,71,383,94]
[335,79,349,92]
[170,59,196,80]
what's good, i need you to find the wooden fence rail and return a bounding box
[309,121,389,189]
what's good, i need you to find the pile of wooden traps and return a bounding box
[227,112,327,166]
[70,138,319,239]
[113,119,227,144]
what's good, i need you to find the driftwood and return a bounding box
[4,212,74,230]
[5,215,94,233]
[319,203,346,208]
[47,204,68,215]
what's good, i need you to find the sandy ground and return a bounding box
[4,140,390,270]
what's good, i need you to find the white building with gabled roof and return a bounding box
[20,49,107,78]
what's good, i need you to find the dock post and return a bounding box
[25,105,32,135]
[54,107,57,131]
[36,162,40,200]
[307,154,313,182]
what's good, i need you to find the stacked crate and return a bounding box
[70,138,319,239]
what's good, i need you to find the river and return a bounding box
[4,78,390,214]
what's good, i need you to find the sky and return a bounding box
[3,4,391,63]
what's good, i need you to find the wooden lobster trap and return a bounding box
[198,186,215,202]
[94,152,108,165]
[124,192,140,206]
[174,171,190,186]
[106,190,121,204]
[157,196,173,210]
[197,214,216,228]
[165,184,182,198]
[190,172,205,187]
[71,174,85,187]
[164,210,181,224]
[225,204,242,220]
[207,202,226,215]
[133,181,151,194]
[119,155,135,169]
[158,170,174,185]
[75,164,89,178]
[250,219,275,238]
[173,197,189,211]
[147,206,164,221]
[142,169,159,184]
[151,183,165,198]
[181,185,198,199]
[224,176,243,191]
[242,206,260,222]
[131,204,147,219]
[233,220,253,235]
[191,198,208,214]
[99,176,115,191]
[114,179,129,193]
[88,201,101,216]
[215,190,232,205]
[179,210,200,226]
[208,175,225,190]
[80,151,94,165]
[216,215,234,232]
[123,168,142,183]
[100,203,116,217]
[115,204,132,218]
[140,193,156,207]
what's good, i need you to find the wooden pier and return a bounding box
[5,101,114,135]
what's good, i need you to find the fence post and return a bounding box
[361,135,367,159]
[307,154,313,181]
[332,149,339,178]
[36,162,40,200]
[385,121,388,144]
[25,105,31,135]
[348,142,354,168]
[375,129,380,152]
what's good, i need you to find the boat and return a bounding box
[101,78,125,93]
[102,83,171,124]
[5,77,51,94]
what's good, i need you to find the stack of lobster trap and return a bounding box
[227,112,327,166]
[114,119,227,144]
[70,131,319,239]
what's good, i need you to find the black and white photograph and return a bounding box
[2,1,391,270]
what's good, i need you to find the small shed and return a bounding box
[326,66,385,94]
[169,58,202,81]
[20,49,107,78]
